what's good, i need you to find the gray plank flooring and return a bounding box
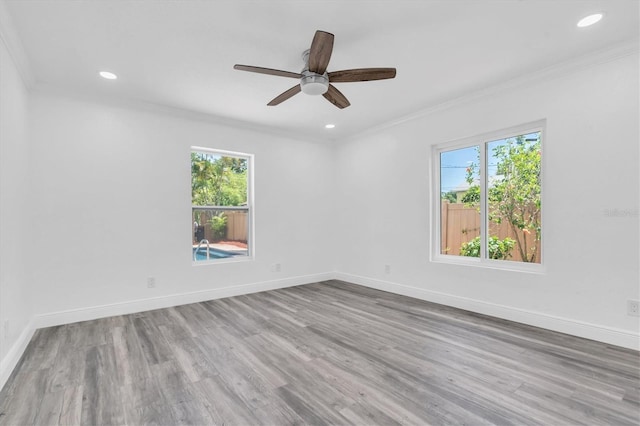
[0,280,638,425]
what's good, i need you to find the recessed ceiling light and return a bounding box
[325,124,335,129]
[99,71,117,80]
[577,13,603,28]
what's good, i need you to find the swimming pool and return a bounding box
[192,247,236,261]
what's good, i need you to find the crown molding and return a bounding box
[0,0,34,88]
[32,82,332,145]
[345,39,639,143]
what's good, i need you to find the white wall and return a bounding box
[0,36,32,374]
[334,52,640,347]
[27,92,335,320]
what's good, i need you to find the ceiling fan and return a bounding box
[234,30,396,109]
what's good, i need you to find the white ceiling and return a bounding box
[3,0,638,141]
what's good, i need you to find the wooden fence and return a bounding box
[194,210,248,243]
[441,202,540,263]
[225,211,248,241]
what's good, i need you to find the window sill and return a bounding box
[192,256,254,266]
[431,254,545,274]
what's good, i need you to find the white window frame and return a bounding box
[430,120,545,273]
[191,146,255,265]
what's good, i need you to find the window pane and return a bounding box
[486,132,541,263]
[192,208,249,261]
[191,150,250,262]
[191,152,247,207]
[440,146,481,256]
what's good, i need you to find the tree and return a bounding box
[489,135,541,262]
[461,159,481,206]
[441,190,457,203]
[191,153,247,206]
[464,135,541,262]
[191,153,248,241]
[461,185,480,205]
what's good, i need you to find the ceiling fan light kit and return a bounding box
[234,30,396,109]
[300,71,329,95]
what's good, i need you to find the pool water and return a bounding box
[192,247,235,261]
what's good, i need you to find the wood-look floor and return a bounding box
[1,280,638,425]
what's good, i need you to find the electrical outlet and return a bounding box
[628,300,639,317]
[271,263,281,272]
[147,277,156,288]
[384,264,391,274]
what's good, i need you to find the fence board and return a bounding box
[441,202,540,263]
[226,211,248,242]
[193,210,248,243]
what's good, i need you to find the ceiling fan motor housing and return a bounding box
[300,70,329,95]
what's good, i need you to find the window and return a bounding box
[191,147,253,263]
[433,121,543,271]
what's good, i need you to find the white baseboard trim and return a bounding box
[33,272,333,329]
[0,318,36,392]
[334,272,640,351]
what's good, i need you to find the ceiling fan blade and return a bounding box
[234,64,302,79]
[308,30,334,74]
[328,68,397,82]
[323,84,350,109]
[267,85,302,106]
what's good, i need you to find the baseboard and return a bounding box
[33,272,333,329]
[0,318,36,392]
[335,272,640,351]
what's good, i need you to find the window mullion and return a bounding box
[479,142,488,261]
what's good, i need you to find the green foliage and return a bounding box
[192,153,247,242]
[191,153,247,206]
[461,185,480,205]
[208,212,228,240]
[488,135,541,262]
[462,150,481,207]
[441,191,457,203]
[460,236,516,260]
[460,135,541,262]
